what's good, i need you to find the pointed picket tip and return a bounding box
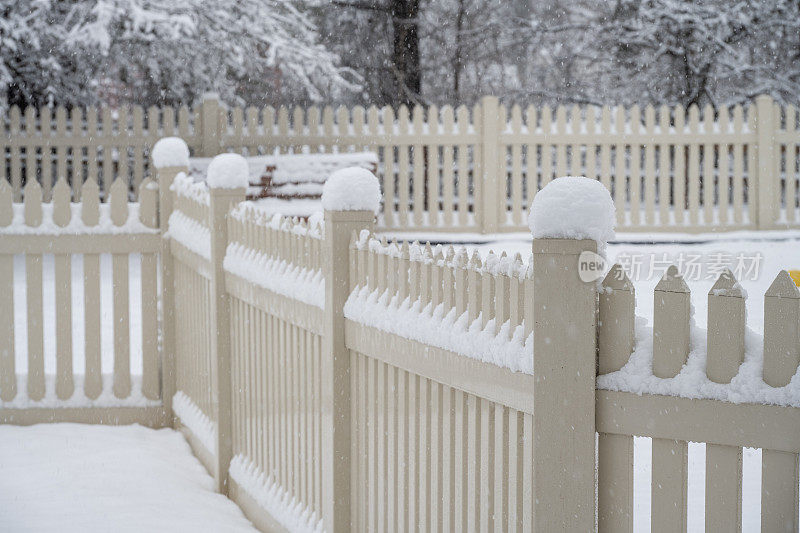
[469,250,482,269]
[109,178,129,227]
[453,247,467,266]
[400,240,410,259]
[709,268,744,297]
[81,179,100,226]
[765,270,800,299]
[655,265,690,293]
[0,179,12,226]
[52,178,72,227]
[23,179,42,227]
[602,264,634,292]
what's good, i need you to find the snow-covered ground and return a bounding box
[0,423,256,532]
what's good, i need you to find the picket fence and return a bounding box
[0,175,168,425]
[3,94,800,233]
[0,147,798,531]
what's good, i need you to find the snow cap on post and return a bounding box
[151,137,190,169]
[322,166,382,214]
[206,153,249,189]
[528,176,615,252]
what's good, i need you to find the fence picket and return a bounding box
[25,252,44,401]
[673,106,687,225]
[555,106,567,177]
[112,253,131,399]
[132,106,144,191]
[585,107,597,181]
[656,106,670,225]
[0,251,14,401]
[703,105,715,225]
[456,106,470,227]
[412,106,425,227]
[598,265,635,532]
[427,106,440,224]
[141,251,159,400]
[117,108,130,188]
[525,105,538,209]
[511,105,523,226]
[705,269,745,531]
[718,107,731,225]
[569,105,581,177]
[644,105,656,225]
[598,265,634,374]
[397,106,411,227]
[541,106,553,187]
[651,264,692,533]
[761,270,800,531]
[688,106,701,226]
[24,107,37,199]
[653,265,690,378]
[442,106,455,227]
[747,106,758,226]
[629,105,642,227]
[614,106,626,227]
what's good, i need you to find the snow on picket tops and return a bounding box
[172,392,216,455]
[528,176,615,251]
[321,166,381,213]
[151,137,190,168]
[597,315,800,408]
[206,153,249,189]
[229,456,323,533]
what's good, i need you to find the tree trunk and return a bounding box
[391,0,421,105]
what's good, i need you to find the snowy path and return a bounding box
[0,424,256,532]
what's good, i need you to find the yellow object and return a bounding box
[789,270,800,287]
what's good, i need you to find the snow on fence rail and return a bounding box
[0,175,167,425]
[4,94,799,233]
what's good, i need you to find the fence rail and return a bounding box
[4,95,799,233]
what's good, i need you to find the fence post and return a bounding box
[480,96,501,233]
[320,171,378,532]
[200,93,221,157]
[206,155,248,494]
[755,94,776,229]
[152,137,190,420]
[531,237,598,530]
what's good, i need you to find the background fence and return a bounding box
[3,95,799,233]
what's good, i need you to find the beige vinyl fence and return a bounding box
[1,147,798,531]
[156,155,798,531]
[0,175,169,426]
[4,95,800,233]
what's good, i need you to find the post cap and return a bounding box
[152,137,189,169]
[528,176,615,252]
[206,153,249,190]
[322,167,381,214]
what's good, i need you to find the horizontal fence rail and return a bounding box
[4,95,799,233]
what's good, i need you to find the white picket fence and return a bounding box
[0,147,798,531]
[3,95,800,233]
